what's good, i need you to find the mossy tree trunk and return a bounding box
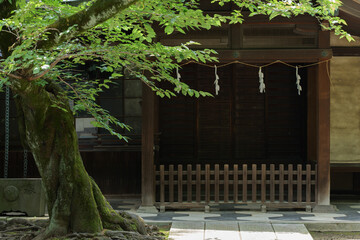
[11,78,145,239]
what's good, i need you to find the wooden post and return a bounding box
[139,83,157,211]
[169,165,174,203]
[316,61,331,206]
[313,28,335,211]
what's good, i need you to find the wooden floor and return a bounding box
[168,221,313,240]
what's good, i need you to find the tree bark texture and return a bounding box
[11,79,146,239]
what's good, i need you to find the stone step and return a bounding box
[168,222,313,240]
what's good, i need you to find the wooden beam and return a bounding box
[216,49,332,63]
[316,62,331,205]
[333,47,360,56]
[141,83,156,206]
[331,164,360,173]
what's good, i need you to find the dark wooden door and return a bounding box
[265,64,307,162]
[159,63,307,164]
[233,64,266,160]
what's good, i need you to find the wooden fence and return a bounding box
[154,164,317,210]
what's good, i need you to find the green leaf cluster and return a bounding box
[0,0,353,141]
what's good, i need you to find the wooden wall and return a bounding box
[82,151,141,195]
[158,63,307,165]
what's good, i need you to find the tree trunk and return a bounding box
[11,78,146,239]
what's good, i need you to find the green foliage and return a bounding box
[214,0,354,41]
[0,0,353,140]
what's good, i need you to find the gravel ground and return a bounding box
[310,231,360,240]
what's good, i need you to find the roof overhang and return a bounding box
[339,0,360,36]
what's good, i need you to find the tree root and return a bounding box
[63,230,164,240]
[0,218,165,240]
[0,225,41,233]
[90,178,147,235]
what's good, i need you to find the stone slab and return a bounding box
[272,224,313,240]
[204,221,240,240]
[239,222,276,240]
[168,221,204,240]
[0,178,46,217]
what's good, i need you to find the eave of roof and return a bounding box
[339,0,360,37]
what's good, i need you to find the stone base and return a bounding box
[136,205,159,213]
[312,204,338,213]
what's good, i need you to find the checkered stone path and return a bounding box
[135,209,360,223]
[167,221,313,240]
[109,200,360,223]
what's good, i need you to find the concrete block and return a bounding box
[0,178,46,217]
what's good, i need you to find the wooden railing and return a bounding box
[155,163,317,210]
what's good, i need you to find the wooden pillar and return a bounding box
[141,83,155,206]
[315,27,331,207]
[316,62,331,205]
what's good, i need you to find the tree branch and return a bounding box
[0,69,23,80]
[38,0,139,50]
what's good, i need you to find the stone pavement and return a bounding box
[108,199,360,224]
[168,221,313,240]
[107,199,360,239]
[1,198,359,239]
